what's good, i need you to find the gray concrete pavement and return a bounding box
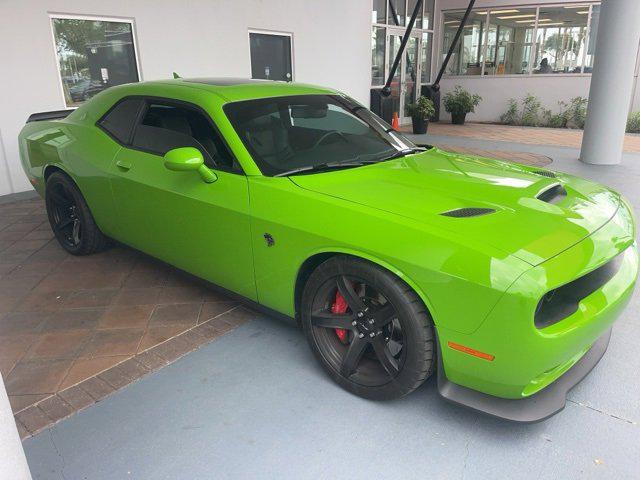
[22,135,640,479]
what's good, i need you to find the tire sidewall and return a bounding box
[301,255,433,400]
[45,172,90,255]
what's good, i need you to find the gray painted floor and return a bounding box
[23,135,640,479]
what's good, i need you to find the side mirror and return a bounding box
[163,147,217,183]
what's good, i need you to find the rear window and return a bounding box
[98,98,143,144]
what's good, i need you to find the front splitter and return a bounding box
[437,328,612,423]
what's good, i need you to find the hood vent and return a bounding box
[537,183,567,204]
[532,170,556,178]
[440,207,496,218]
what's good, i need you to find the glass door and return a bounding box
[386,29,422,124]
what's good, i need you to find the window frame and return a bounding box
[247,28,295,81]
[49,13,142,110]
[96,95,244,175]
[371,0,437,87]
[438,2,599,79]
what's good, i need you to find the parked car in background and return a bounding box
[68,78,106,102]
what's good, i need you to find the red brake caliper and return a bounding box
[332,290,349,342]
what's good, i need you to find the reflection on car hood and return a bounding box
[289,148,620,266]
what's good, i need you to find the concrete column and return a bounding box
[580,0,640,165]
[0,374,32,480]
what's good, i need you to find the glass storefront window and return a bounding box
[388,0,406,27]
[372,0,386,24]
[441,4,600,77]
[407,0,422,28]
[370,0,433,100]
[421,32,432,83]
[371,27,386,86]
[485,9,536,75]
[423,0,435,30]
[442,12,486,76]
[52,17,139,107]
[584,5,599,72]
[533,6,589,74]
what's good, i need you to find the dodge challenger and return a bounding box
[19,78,638,422]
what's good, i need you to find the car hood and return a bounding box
[289,148,620,266]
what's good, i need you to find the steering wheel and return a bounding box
[312,130,348,149]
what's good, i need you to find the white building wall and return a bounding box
[0,0,371,195]
[433,0,640,123]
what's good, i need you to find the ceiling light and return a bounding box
[444,20,459,24]
[563,5,588,8]
[515,19,537,23]
[477,9,519,15]
[576,10,589,14]
[537,22,564,26]
[497,14,536,19]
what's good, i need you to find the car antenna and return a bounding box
[173,72,181,79]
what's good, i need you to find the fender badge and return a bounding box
[263,233,275,247]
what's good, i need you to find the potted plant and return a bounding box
[406,96,436,134]
[443,86,482,125]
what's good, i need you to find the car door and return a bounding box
[108,97,256,300]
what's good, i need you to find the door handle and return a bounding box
[116,160,131,171]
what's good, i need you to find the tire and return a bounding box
[301,255,434,400]
[45,171,109,255]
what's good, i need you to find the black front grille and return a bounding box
[534,253,625,329]
[440,207,495,218]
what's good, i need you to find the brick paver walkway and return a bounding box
[431,144,551,167]
[416,122,640,153]
[0,197,256,438]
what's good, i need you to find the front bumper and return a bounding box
[437,328,611,423]
[434,199,637,420]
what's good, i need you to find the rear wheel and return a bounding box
[301,256,434,400]
[45,172,109,255]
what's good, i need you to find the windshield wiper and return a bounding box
[379,147,426,162]
[273,161,368,177]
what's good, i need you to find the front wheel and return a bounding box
[301,256,435,400]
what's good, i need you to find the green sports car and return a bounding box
[19,78,638,422]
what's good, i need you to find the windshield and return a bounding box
[223,94,417,176]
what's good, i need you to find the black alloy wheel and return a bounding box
[302,256,434,400]
[48,181,82,249]
[45,171,109,255]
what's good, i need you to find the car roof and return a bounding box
[141,78,338,102]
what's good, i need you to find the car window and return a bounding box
[98,97,144,144]
[224,95,415,176]
[131,101,236,171]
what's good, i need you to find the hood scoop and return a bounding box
[532,170,557,178]
[440,207,496,218]
[537,183,567,204]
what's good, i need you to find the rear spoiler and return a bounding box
[26,110,73,123]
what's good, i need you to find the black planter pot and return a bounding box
[411,116,429,134]
[451,112,467,125]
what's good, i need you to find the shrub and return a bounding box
[500,99,519,125]
[548,113,566,129]
[406,95,436,120]
[564,97,588,129]
[521,94,544,126]
[500,95,588,129]
[443,86,482,115]
[626,112,640,133]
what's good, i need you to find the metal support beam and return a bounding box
[432,0,476,90]
[580,0,640,165]
[381,0,423,97]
